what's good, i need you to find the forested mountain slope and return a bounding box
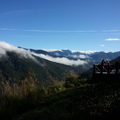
[0,51,81,85]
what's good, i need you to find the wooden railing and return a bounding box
[93,64,119,74]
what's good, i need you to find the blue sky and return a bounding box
[0,0,120,52]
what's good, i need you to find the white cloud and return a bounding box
[0,41,87,66]
[105,38,120,41]
[68,55,89,59]
[0,28,97,33]
[78,55,89,59]
[72,50,97,54]
[100,44,105,47]
[0,41,39,64]
[32,52,87,66]
[42,49,63,52]
[1,28,120,33]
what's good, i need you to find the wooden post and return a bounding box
[107,65,110,74]
[100,65,103,74]
[93,65,95,74]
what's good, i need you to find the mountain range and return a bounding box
[0,41,120,85]
[30,48,120,67]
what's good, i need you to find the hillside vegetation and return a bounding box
[0,72,120,120]
[0,51,81,86]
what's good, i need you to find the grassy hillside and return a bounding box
[0,51,81,86]
[1,52,120,120]
[0,73,120,120]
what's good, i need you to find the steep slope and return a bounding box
[0,51,81,85]
[110,56,120,64]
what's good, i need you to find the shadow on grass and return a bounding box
[13,78,120,120]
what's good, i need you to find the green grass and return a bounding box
[0,73,120,120]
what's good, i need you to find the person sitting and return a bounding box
[100,59,105,74]
[101,59,105,66]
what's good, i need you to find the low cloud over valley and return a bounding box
[0,41,87,66]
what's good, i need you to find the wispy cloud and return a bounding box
[0,28,97,33]
[0,41,40,65]
[1,28,120,33]
[32,52,87,66]
[24,30,97,33]
[105,38,120,41]
[100,44,105,47]
[101,30,120,32]
[0,28,18,31]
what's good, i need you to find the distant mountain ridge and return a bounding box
[1,41,120,67]
[30,48,120,66]
[0,41,120,85]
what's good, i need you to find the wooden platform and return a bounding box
[93,64,120,75]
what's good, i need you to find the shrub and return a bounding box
[64,73,81,88]
[0,77,47,119]
[47,81,65,95]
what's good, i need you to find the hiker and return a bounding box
[101,59,105,66]
[101,59,105,74]
[115,61,119,74]
[106,61,110,74]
